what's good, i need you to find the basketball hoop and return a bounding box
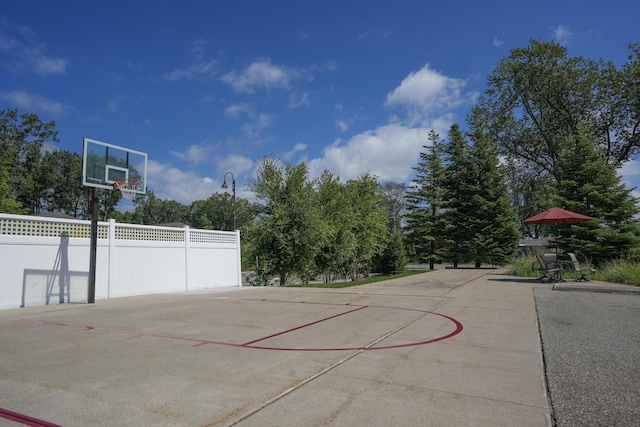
[113,178,143,199]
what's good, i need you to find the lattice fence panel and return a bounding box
[190,230,237,244]
[115,226,185,241]
[0,218,106,238]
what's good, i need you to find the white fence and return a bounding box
[0,213,241,310]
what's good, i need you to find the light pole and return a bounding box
[221,172,236,230]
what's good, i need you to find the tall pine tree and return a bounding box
[443,124,474,266]
[405,130,448,269]
[465,108,520,266]
[554,123,640,263]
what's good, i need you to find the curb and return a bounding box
[552,282,640,295]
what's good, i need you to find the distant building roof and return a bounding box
[36,212,76,219]
[519,238,550,247]
[159,222,189,228]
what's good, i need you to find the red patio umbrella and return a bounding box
[523,207,593,225]
[523,207,593,260]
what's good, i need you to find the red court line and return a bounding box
[243,305,367,345]
[242,311,463,351]
[1,298,463,352]
[0,407,62,427]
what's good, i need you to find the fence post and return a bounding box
[236,230,242,287]
[184,225,190,291]
[108,218,117,299]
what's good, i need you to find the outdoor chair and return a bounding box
[567,253,596,282]
[533,253,565,282]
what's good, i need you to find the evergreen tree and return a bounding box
[554,124,640,263]
[405,130,448,269]
[465,108,520,266]
[374,232,407,275]
[443,124,474,266]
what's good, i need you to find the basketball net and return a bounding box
[113,178,142,200]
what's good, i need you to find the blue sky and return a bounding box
[1,1,639,207]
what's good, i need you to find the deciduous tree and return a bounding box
[248,156,322,285]
[0,109,59,214]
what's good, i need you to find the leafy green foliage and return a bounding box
[314,171,358,282]
[247,157,391,285]
[128,191,190,225]
[592,259,640,286]
[0,109,59,214]
[248,156,322,285]
[289,269,426,288]
[374,233,407,275]
[480,40,640,265]
[39,150,86,216]
[344,173,391,279]
[0,163,25,214]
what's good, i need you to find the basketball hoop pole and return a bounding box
[88,187,98,303]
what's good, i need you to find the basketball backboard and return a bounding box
[82,138,147,194]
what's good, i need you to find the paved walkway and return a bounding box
[0,269,635,426]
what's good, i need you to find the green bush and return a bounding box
[510,255,539,278]
[592,259,640,286]
[373,234,407,275]
[510,255,640,286]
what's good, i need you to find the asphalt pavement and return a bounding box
[535,287,640,426]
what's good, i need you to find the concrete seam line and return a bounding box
[226,310,432,426]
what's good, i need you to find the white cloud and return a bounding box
[169,143,215,165]
[197,91,217,103]
[385,64,474,119]
[147,160,219,203]
[306,65,476,184]
[493,36,504,47]
[33,56,66,75]
[224,102,254,119]
[160,60,218,81]
[221,58,307,93]
[240,113,273,138]
[284,143,307,161]
[0,26,67,76]
[107,95,127,114]
[619,159,640,201]
[224,103,272,138]
[288,91,310,108]
[384,64,477,130]
[308,123,429,182]
[553,25,573,46]
[216,154,254,177]
[0,90,67,115]
[336,119,349,131]
[145,154,254,204]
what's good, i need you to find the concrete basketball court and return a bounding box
[1,269,552,426]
